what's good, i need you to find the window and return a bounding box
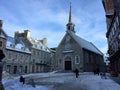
[13,66,17,74]
[8,53,11,59]
[75,56,79,64]
[86,53,89,63]
[112,27,115,36]
[21,55,23,60]
[6,65,11,73]
[20,66,23,73]
[0,41,2,47]
[37,51,39,56]
[114,22,116,31]
[116,16,119,27]
[25,66,27,73]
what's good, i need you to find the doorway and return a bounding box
[65,61,72,70]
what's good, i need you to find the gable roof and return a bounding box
[68,31,103,55]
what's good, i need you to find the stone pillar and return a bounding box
[0,50,5,90]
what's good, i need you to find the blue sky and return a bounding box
[0,0,107,54]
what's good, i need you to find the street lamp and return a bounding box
[0,50,5,90]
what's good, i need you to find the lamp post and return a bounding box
[0,50,5,90]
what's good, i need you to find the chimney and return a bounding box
[24,30,30,38]
[42,38,47,46]
[0,20,3,28]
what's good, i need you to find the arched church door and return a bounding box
[64,56,72,70]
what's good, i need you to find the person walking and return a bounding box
[75,68,79,78]
[19,76,25,84]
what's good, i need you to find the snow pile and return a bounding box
[2,71,14,80]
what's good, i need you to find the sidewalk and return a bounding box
[107,73,120,85]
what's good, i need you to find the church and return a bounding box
[55,5,105,72]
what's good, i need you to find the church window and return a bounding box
[86,52,89,63]
[89,53,91,63]
[75,56,79,64]
[65,43,71,50]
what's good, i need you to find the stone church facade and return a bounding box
[55,6,105,72]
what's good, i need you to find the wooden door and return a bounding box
[65,61,71,70]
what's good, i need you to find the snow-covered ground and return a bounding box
[2,72,120,90]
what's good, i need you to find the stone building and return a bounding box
[102,0,120,74]
[0,20,52,74]
[55,5,105,72]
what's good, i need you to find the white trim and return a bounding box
[75,55,80,64]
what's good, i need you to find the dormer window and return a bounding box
[21,47,25,51]
[10,44,15,48]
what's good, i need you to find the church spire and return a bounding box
[66,3,75,33]
[69,2,72,23]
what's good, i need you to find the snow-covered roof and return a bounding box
[68,31,103,55]
[6,36,31,54]
[0,32,6,38]
[27,37,50,52]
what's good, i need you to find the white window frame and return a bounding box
[75,55,80,64]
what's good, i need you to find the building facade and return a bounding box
[102,0,120,74]
[55,5,105,72]
[0,20,52,75]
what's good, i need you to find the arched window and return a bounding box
[75,56,80,64]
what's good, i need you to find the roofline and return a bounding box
[68,31,103,56]
[90,42,104,55]
[6,48,31,54]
